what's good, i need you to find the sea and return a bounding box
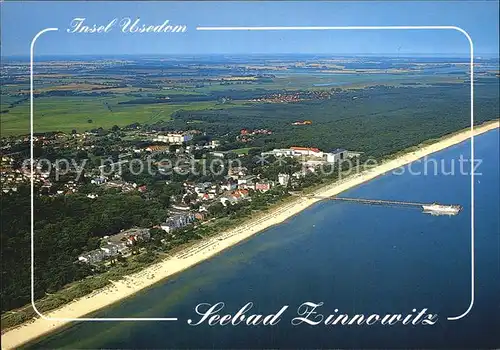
[27,129,499,349]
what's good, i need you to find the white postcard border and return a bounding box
[30,25,475,323]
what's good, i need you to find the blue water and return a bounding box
[313,82,348,87]
[29,129,500,349]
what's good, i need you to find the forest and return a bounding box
[0,186,171,312]
[159,83,499,158]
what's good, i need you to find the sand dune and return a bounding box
[1,120,498,350]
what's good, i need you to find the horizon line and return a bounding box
[3,53,499,59]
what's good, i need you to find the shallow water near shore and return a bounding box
[27,129,500,349]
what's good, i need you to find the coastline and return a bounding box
[2,120,499,350]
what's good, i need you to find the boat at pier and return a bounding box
[422,203,462,216]
[305,195,463,216]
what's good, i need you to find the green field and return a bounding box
[231,147,255,155]
[0,96,249,135]
[0,57,489,137]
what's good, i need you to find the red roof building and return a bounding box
[255,182,271,192]
[290,146,321,153]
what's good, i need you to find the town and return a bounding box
[1,125,356,266]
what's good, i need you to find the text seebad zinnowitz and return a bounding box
[187,302,438,327]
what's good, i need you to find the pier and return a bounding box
[299,194,462,215]
[326,196,427,208]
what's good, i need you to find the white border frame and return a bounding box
[30,25,474,323]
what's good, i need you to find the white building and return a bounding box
[154,133,193,144]
[78,250,105,264]
[278,173,290,186]
[237,175,256,185]
[210,140,220,148]
[100,244,119,256]
[221,181,237,191]
[261,149,295,157]
[324,148,348,163]
[211,152,225,158]
[289,147,323,157]
[261,147,324,158]
[160,213,196,233]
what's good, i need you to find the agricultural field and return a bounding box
[0,95,248,135]
[1,55,498,136]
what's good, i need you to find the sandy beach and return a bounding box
[2,120,498,349]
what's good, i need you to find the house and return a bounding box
[119,228,151,244]
[221,189,249,206]
[210,140,220,148]
[194,212,207,221]
[172,204,191,211]
[221,180,238,191]
[324,149,347,163]
[255,182,272,192]
[194,182,212,193]
[232,189,249,199]
[200,193,215,201]
[303,160,324,167]
[91,176,107,185]
[292,171,306,179]
[278,174,290,186]
[261,149,295,157]
[239,182,255,190]
[210,151,226,158]
[145,145,169,153]
[290,147,323,157]
[104,180,136,192]
[160,213,196,233]
[78,249,105,264]
[228,166,248,179]
[100,243,120,257]
[154,133,193,144]
[237,175,256,185]
[79,238,132,265]
[328,148,348,162]
[125,236,141,246]
[208,185,218,195]
[263,147,325,159]
[98,228,151,253]
[220,196,237,206]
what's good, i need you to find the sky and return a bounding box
[1,1,499,57]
